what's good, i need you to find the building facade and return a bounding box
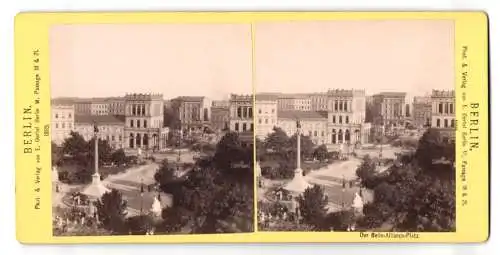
[278,111,328,145]
[431,90,455,140]
[372,92,407,136]
[90,99,110,116]
[229,94,254,133]
[210,105,230,132]
[277,94,312,111]
[255,94,278,139]
[326,89,369,149]
[51,104,75,145]
[74,115,125,149]
[108,97,126,115]
[171,96,212,133]
[309,92,329,112]
[413,96,432,128]
[124,93,169,151]
[74,100,92,115]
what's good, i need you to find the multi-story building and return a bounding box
[372,92,407,136]
[413,96,432,128]
[90,98,110,116]
[229,94,254,133]
[228,94,254,148]
[326,89,370,149]
[277,94,312,111]
[278,111,328,145]
[210,104,230,132]
[255,94,278,139]
[69,99,91,115]
[51,104,75,145]
[309,92,329,111]
[171,96,212,133]
[124,93,169,151]
[74,115,126,149]
[107,97,126,115]
[212,100,230,108]
[431,90,455,141]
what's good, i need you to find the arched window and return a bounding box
[331,129,337,144]
[129,133,134,148]
[144,120,147,128]
[136,133,141,147]
[136,120,140,128]
[143,134,148,147]
[338,129,343,143]
[344,101,348,112]
[237,107,242,118]
[444,119,448,128]
[345,129,351,142]
[437,118,441,127]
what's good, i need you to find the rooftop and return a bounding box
[75,115,126,125]
[278,110,328,120]
[172,96,205,102]
[255,94,279,101]
[373,92,407,98]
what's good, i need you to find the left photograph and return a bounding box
[49,24,255,235]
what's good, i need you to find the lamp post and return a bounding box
[140,178,144,215]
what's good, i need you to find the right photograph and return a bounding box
[254,20,456,232]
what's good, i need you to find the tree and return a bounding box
[214,132,250,171]
[356,155,377,188]
[94,189,128,234]
[163,105,181,129]
[255,137,266,161]
[322,210,356,231]
[126,215,154,235]
[415,128,455,168]
[289,134,315,160]
[313,144,329,162]
[159,206,192,233]
[264,127,289,153]
[297,185,328,228]
[154,159,176,186]
[51,141,63,166]
[88,138,113,166]
[62,131,88,159]
[111,149,127,166]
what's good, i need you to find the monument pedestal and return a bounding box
[82,173,109,199]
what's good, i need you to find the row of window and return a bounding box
[334,100,350,112]
[236,106,253,119]
[332,115,350,124]
[258,118,276,125]
[131,104,148,116]
[257,108,275,114]
[54,113,72,119]
[130,119,148,128]
[437,102,454,114]
[234,122,254,132]
[183,108,209,122]
[436,118,456,128]
[55,122,72,129]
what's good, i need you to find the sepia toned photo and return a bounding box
[50,24,255,236]
[254,21,456,232]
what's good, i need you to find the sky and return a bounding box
[50,24,253,100]
[50,20,454,100]
[254,20,455,97]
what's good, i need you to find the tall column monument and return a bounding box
[82,123,110,199]
[284,119,312,194]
